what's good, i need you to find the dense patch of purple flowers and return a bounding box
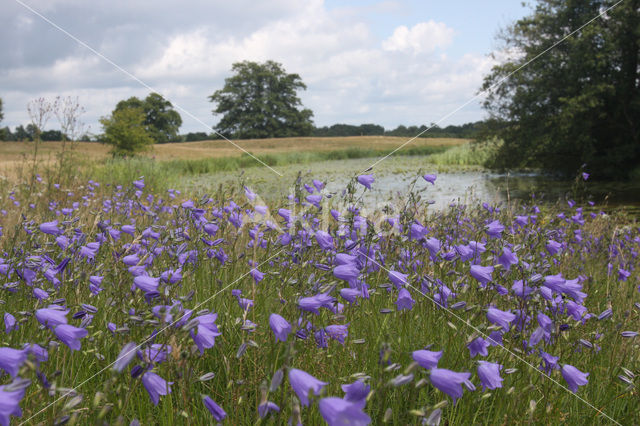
[0,170,636,425]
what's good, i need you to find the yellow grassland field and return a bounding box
[0,136,467,166]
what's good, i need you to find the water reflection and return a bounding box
[326,171,640,215]
[186,155,639,215]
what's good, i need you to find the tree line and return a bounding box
[0,86,481,146]
[313,122,482,138]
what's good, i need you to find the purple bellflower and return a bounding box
[357,175,374,190]
[412,349,442,370]
[423,174,437,184]
[54,324,88,351]
[319,397,371,426]
[429,368,471,404]
[561,364,589,393]
[289,368,328,406]
[269,313,292,342]
[142,371,172,405]
[203,395,226,421]
[477,361,503,390]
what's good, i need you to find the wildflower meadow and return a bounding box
[0,169,638,425]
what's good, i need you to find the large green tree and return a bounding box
[0,97,3,124]
[115,93,182,143]
[480,0,639,179]
[209,60,314,139]
[100,107,154,156]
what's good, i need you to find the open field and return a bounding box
[0,136,467,165]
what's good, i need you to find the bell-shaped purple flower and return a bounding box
[54,324,88,351]
[203,395,226,421]
[470,265,494,285]
[122,254,140,266]
[288,368,328,406]
[79,242,100,260]
[412,349,442,370]
[340,288,360,303]
[56,235,70,249]
[298,293,335,315]
[388,270,408,288]
[486,307,516,331]
[258,401,280,418]
[250,268,264,283]
[425,237,441,257]
[410,223,427,240]
[335,253,358,266]
[269,313,292,342]
[315,329,328,349]
[0,348,27,377]
[142,371,172,405]
[485,220,504,238]
[356,174,374,190]
[35,308,69,329]
[319,397,371,425]
[244,186,257,201]
[33,288,49,301]
[277,208,292,223]
[39,220,62,235]
[423,174,437,184]
[511,280,533,299]
[190,313,221,355]
[325,324,349,344]
[467,337,489,358]
[498,247,518,271]
[429,368,471,404]
[561,364,589,393]
[619,268,631,281]
[539,351,559,374]
[395,288,414,311]
[133,177,145,189]
[4,313,17,334]
[315,231,334,251]
[113,342,138,373]
[134,275,160,294]
[487,330,503,347]
[121,224,135,235]
[342,380,370,404]
[306,194,323,208]
[543,274,565,293]
[0,384,25,425]
[477,361,503,390]
[313,179,325,191]
[334,264,359,282]
[546,240,562,255]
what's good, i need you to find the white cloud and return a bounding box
[382,21,454,54]
[0,0,499,133]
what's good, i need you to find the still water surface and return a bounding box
[187,156,639,214]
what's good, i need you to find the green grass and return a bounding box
[1,140,638,425]
[0,166,638,425]
[82,145,449,193]
[426,141,498,166]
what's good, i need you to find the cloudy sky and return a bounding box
[1,0,532,135]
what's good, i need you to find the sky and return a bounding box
[1,0,534,135]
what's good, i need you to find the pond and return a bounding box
[185,155,640,215]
